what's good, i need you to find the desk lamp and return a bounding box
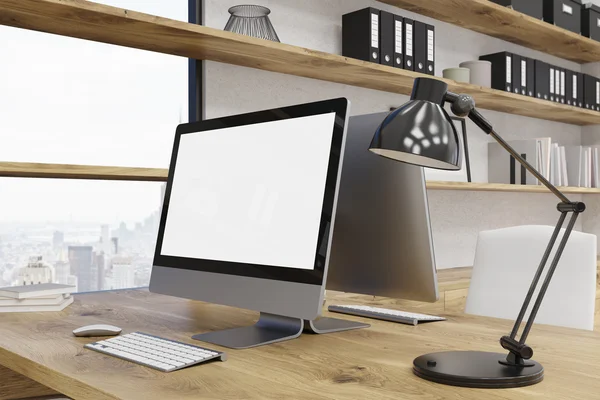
[370,77,585,388]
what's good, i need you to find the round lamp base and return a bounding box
[413,351,544,389]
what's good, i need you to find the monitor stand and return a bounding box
[192,312,369,349]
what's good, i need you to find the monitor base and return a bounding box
[193,312,369,349]
[413,351,544,388]
[304,317,370,334]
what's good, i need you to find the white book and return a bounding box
[556,145,563,186]
[556,146,562,186]
[581,149,588,188]
[560,146,569,187]
[551,144,560,186]
[0,283,75,299]
[0,295,73,313]
[536,141,543,183]
[550,144,555,185]
[0,293,62,300]
[592,147,600,188]
[587,147,592,188]
[583,147,592,188]
[0,294,67,307]
[564,146,582,187]
[537,137,552,180]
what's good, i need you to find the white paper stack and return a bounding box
[593,148,600,188]
[538,138,552,181]
[550,143,561,186]
[582,147,593,188]
[0,283,75,313]
[564,146,582,187]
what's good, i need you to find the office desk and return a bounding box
[0,290,599,400]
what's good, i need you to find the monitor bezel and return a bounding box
[153,98,349,286]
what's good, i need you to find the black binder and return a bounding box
[414,20,428,74]
[342,8,380,64]
[565,69,575,106]
[404,18,414,70]
[550,65,560,102]
[511,54,522,95]
[380,10,394,66]
[518,56,527,96]
[526,57,535,97]
[393,14,404,69]
[426,24,435,75]
[560,68,566,104]
[510,154,528,185]
[577,71,585,108]
[534,60,550,101]
[596,77,600,111]
[583,74,596,110]
[480,52,513,93]
[556,66,563,103]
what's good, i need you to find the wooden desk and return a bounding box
[0,290,599,400]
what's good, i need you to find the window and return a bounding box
[0,0,188,292]
[0,179,164,291]
[0,0,188,167]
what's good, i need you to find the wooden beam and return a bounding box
[0,0,599,125]
[0,162,168,181]
[379,0,600,64]
[1,163,599,195]
[426,181,600,194]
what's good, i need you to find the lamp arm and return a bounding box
[444,91,586,366]
[445,91,576,204]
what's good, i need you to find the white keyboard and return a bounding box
[328,305,446,326]
[85,332,227,372]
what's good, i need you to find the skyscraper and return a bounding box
[95,252,105,291]
[101,224,110,256]
[14,256,55,285]
[68,246,94,292]
[112,256,134,289]
[54,260,70,285]
[52,231,64,252]
[111,237,119,254]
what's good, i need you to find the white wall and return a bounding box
[204,0,591,268]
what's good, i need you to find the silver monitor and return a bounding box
[326,112,439,302]
[150,98,367,349]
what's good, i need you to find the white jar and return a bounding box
[442,67,470,83]
[459,60,492,87]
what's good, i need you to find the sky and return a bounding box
[0,0,187,224]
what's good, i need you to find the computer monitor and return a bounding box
[326,112,439,302]
[150,98,367,349]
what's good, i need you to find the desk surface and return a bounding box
[0,290,598,400]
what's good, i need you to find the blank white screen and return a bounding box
[160,112,337,270]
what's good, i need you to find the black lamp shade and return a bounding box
[369,78,461,171]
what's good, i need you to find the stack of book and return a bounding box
[0,283,75,313]
[489,139,600,188]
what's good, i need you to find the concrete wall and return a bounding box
[204,0,592,268]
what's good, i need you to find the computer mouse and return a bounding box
[73,324,122,337]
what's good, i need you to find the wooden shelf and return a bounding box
[1,1,600,126]
[0,162,168,181]
[380,0,600,64]
[426,181,600,194]
[0,162,597,195]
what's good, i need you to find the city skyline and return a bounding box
[0,183,165,291]
[0,0,185,292]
